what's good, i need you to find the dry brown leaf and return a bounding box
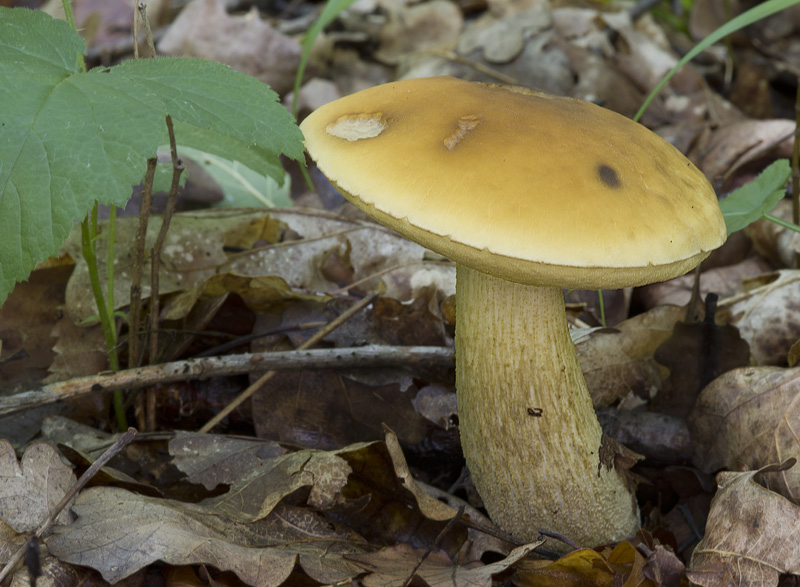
[46,487,366,585]
[698,119,794,185]
[170,435,353,522]
[687,461,800,587]
[0,441,76,534]
[253,370,428,450]
[375,0,463,64]
[351,540,539,587]
[383,428,457,522]
[650,307,750,418]
[45,314,107,383]
[748,199,800,268]
[516,542,653,587]
[157,0,301,94]
[576,305,685,407]
[717,270,800,365]
[689,366,800,502]
[636,256,770,310]
[62,209,430,323]
[0,265,73,391]
[169,433,288,490]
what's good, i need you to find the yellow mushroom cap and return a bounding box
[300,76,726,289]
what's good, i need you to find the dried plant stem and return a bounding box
[145,116,184,430]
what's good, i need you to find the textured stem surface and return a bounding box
[455,264,639,547]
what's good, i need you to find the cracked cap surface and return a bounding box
[300,76,726,289]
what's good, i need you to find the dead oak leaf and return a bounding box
[46,486,367,585]
[688,461,800,587]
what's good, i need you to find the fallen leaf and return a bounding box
[351,540,540,587]
[577,305,684,407]
[0,441,76,534]
[62,209,429,323]
[376,0,464,64]
[46,487,366,585]
[717,270,800,365]
[689,366,800,502]
[699,120,794,186]
[0,265,73,392]
[172,435,353,522]
[253,370,428,450]
[157,0,301,94]
[651,301,750,418]
[687,461,800,587]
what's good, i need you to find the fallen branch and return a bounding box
[0,345,454,417]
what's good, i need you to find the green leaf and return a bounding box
[172,122,285,182]
[719,159,791,235]
[179,146,292,208]
[0,7,304,305]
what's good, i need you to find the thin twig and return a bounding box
[537,528,580,551]
[0,429,137,583]
[402,506,466,587]
[198,292,379,432]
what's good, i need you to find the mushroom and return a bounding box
[299,77,726,547]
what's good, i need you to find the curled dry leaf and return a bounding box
[717,270,800,365]
[688,461,800,587]
[698,119,794,185]
[748,199,800,268]
[689,366,800,502]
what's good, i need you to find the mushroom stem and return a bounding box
[455,264,639,548]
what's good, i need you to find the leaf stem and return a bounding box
[60,0,87,73]
[763,212,800,234]
[81,208,126,428]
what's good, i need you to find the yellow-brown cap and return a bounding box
[300,76,726,289]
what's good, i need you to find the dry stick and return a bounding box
[0,345,453,417]
[402,505,466,587]
[198,292,378,433]
[146,115,184,431]
[0,428,138,583]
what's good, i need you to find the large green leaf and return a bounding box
[0,7,304,304]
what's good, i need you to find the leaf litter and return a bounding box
[5,0,800,585]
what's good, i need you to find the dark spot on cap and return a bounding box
[598,164,621,189]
